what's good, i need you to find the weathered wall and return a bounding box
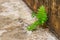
[23,0,60,39]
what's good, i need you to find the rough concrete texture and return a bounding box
[0,0,58,40]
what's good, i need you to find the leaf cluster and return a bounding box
[27,5,48,31]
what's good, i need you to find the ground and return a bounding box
[0,0,58,40]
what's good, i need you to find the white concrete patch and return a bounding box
[0,30,7,36]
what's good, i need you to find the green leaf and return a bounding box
[32,11,36,17]
[27,5,48,31]
[27,21,39,31]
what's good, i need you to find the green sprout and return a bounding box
[27,5,48,31]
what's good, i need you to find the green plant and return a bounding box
[27,5,48,31]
